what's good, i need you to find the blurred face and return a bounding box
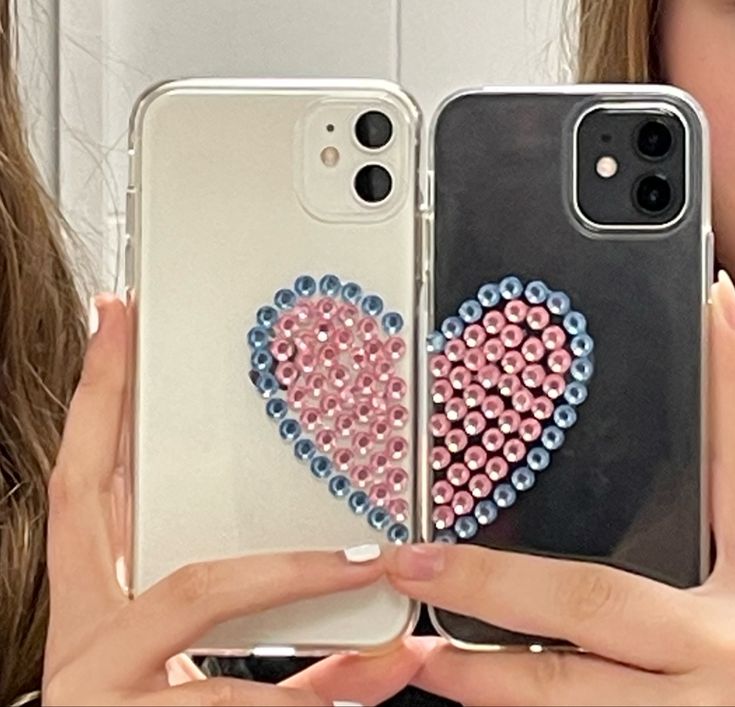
[662,0,735,270]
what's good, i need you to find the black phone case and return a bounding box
[429,88,710,647]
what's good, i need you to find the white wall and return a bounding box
[19,0,568,289]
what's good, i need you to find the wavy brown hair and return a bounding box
[0,1,87,703]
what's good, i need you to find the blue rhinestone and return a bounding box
[266,398,288,420]
[247,325,270,349]
[563,311,587,335]
[251,349,273,372]
[547,291,571,316]
[329,474,351,498]
[524,280,549,304]
[274,288,297,310]
[435,529,458,544]
[511,467,536,492]
[494,483,517,508]
[528,447,551,471]
[341,281,362,304]
[441,316,464,340]
[459,299,483,324]
[571,357,594,382]
[294,275,317,297]
[454,515,479,540]
[475,500,499,525]
[319,274,342,296]
[553,404,578,429]
[256,373,279,398]
[294,438,316,461]
[362,295,384,317]
[499,276,523,300]
[542,425,565,451]
[310,455,332,479]
[257,305,279,328]
[382,312,404,335]
[571,333,595,357]
[348,490,371,515]
[367,507,391,530]
[427,330,446,353]
[565,382,589,406]
[278,418,301,442]
[477,283,501,307]
[388,523,410,544]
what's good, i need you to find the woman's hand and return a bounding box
[384,272,735,707]
[43,296,422,707]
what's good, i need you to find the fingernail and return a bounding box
[388,544,445,581]
[343,544,381,563]
[333,702,363,706]
[717,270,735,329]
[88,296,100,337]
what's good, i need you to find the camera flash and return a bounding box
[596,155,618,179]
[320,146,340,167]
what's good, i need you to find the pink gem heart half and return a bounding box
[248,274,411,543]
[428,276,594,542]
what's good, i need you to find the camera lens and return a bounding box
[354,164,392,204]
[636,120,673,159]
[355,111,393,150]
[635,174,672,214]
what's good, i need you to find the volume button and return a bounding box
[706,231,715,302]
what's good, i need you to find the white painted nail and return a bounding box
[333,702,363,706]
[343,544,381,564]
[88,296,99,337]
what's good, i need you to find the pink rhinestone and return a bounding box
[452,491,475,516]
[319,393,340,417]
[463,324,487,348]
[482,428,505,452]
[485,456,509,481]
[512,388,533,413]
[315,321,333,343]
[548,349,572,374]
[520,417,542,442]
[527,306,550,330]
[445,398,468,422]
[317,297,338,319]
[329,365,350,389]
[370,395,388,414]
[478,363,501,390]
[543,373,567,400]
[504,439,527,463]
[430,354,452,378]
[469,474,493,498]
[542,325,567,350]
[463,383,486,408]
[465,445,488,471]
[498,410,521,434]
[501,350,526,375]
[483,338,506,363]
[372,419,390,441]
[387,436,409,460]
[501,324,525,349]
[432,479,454,504]
[355,372,375,394]
[464,411,487,436]
[431,413,451,437]
[358,318,379,340]
[387,467,408,493]
[449,366,472,390]
[316,429,337,453]
[354,431,372,456]
[364,339,383,363]
[522,364,545,389]
[355,401,373,424]
[498,374,521,397]
[335,413,356,436]
[465,348,486,372]
[389,498,409,523]
[351,348,367,370]
[481,395,505,420]
[446,429,468,453]
[521,336,546,363]
[532,396,554,420]
[432,379,453,404]
[447,462,471,486]
[288,386,308,410]
[292,300,312,320]
[483,310,506,335]
[278,315,297,337]
[375,359,393,382]
[387,377,408,401]
[295,332,317,353]
[298,352,317,374]
[370,482,392,507]
[338,303,359,327]
[387,337,406,361]
[271,338,294,362]
[301,407,320,432]
[338,387,357,410]
[319,344,338,368]
[306,373,327,397]
[445,339,467,363]
[351,465,372,488]
[371,451,390,475]
[433,505,455,530]
[388,405,409,428]
[334,448,354,472]
[276,361,298,387]
[504,299,529,324]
